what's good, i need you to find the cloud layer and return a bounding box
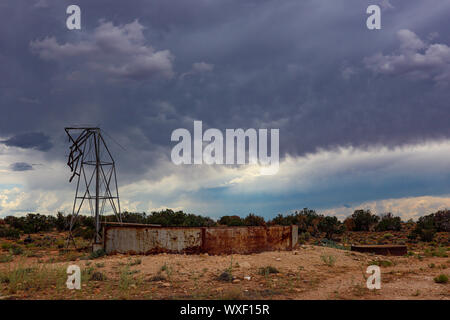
[365,29,450,85]
[1,0,450,219]
[30,20,174,80]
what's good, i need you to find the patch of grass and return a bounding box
[159,263,173,281]
[0,254,13,263]
[89,249,106,259]
[1,242,13,251]
[433,274,448,284]
[0,264,67,294]
[95,262,105,268]
[128,258,142,266]
[119,267,133,291]
[258,266,279,275]
[320,254,336,267]
[9,245,23,256]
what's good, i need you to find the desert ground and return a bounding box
[0,231,449,300]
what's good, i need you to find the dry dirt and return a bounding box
[0,243,449,300]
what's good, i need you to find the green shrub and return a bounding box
[0,227,20,239]
[433,274,448,284]
[376,213,402,231]
[218,215,245,226]
[348,209,379,231]
[0,254,13,263]
[369,260,393,267]
[382,233,394,240]
[318,216,344,240]
[243,213,266,226]
[320,254,336,267]
[420,229,436,242]
[89,249,106,259]
[9,245,23,256]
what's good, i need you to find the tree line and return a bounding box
[0,208,448,242]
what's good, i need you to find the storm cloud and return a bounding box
[10,162,33,171]
[1,0,450,218]
[1,132,53,151]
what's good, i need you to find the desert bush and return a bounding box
[9,245,23,256]
[433,210,450,232]
[298,232,310,243]
[318,216,344,240]
[4,214,55,234]
[433,274,448,284]
[243,213,266,226]
[89,249,106,259]
[320,254,336,267]
[0,226,20,239]
[218,215,245,226]
[376,213,402,231]
[369,260,393,267]
[268,208,324,237]
[0,264,66,294]
[419,229,436,242]
[0,254,13,263]
[347,210,379,231]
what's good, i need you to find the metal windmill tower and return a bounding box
[65,127,122,247]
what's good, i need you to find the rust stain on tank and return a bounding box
[104,224,297,255]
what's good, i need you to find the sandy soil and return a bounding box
[1,244,448,300]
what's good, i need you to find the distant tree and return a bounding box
[433,210,450,232]
[375,212,402,231]
[350,209,379,231]
[407,210,450,242]
[243,213,266,226]
[218,215,245,226]
[343,217,356,231]
[318,216,344,240]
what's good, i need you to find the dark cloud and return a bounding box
[365,29,450,85]
[30,20,174,80]
[0,0,450,182]
[10,162,33,171]
[1,132,53,151]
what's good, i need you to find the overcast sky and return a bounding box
[1,0,450,221]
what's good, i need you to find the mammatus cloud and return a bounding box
[30,20,174,80]
[365,29,450,85]
[1,132,52,151]
[180,62,214,79]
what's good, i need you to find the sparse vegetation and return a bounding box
[369,260,393,267]
[258,266,279,275]
[433,274,448,284]
[89,249,106,259]
[320,254,336,267]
